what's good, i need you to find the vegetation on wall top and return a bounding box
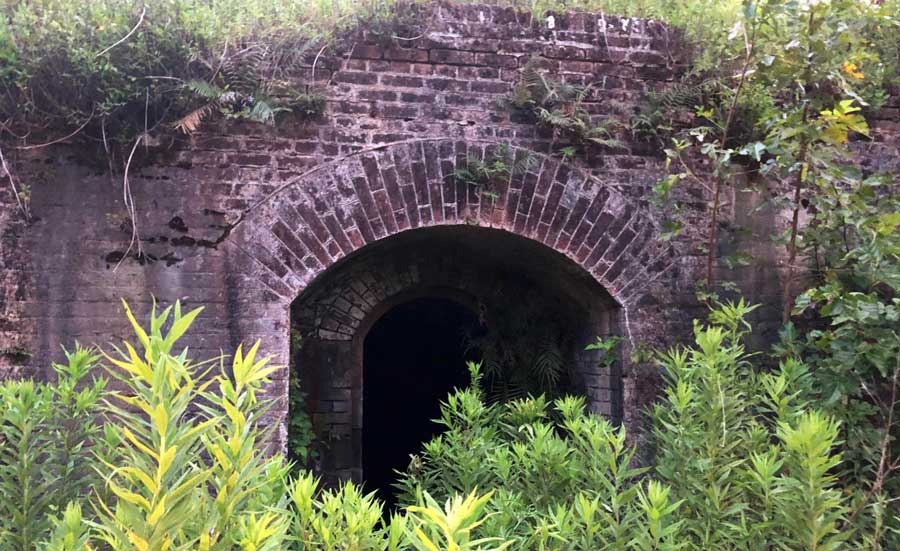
[3,0,894,150]
[0,0,404,149]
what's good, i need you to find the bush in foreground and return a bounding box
[1,299,897,549]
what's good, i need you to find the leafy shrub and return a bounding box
[0,299,508,550]
[398,300,878,549]
[651,299,855,549]
[0,346,105,549]
[396,363,678,548]
[405,490,512,551]
[90,300,292,549]
[585,335,623,369]
[2,289,897,548]
[42,502,93,551]
[783,167,900,542]
[288,472,406,550]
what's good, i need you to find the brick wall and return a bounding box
[1,1,897,481]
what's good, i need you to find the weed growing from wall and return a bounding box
[501,58,623,157]
[452,143,534,200]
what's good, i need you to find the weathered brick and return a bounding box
[296,228,333,266]
[333,71,378,85]
[377,104,419,119]
[228,153,271,166]
[385,47,429,62]
[422,142,445,222]
[351,176,380,222]
[426,78,469,92]
[321,214,354,255]
[429,49,475,65]
[270,220,310,264]
[360,155,384,191]
[381,165,404,212]
[381,75,425,88]
[400,92,437,103]
[474,53,518,68]
[349,44,382,60]
[372,189,399,234]
[358,90,397,102]
[562,197,591,236]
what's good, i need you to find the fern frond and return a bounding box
[521,64,552,105]
[172,102,217,134]
[532,337,564,390]
[185,79,225,100]
[511,150,535,176]
[222,43,269,94]
[575,83,594,103]
[248,99,277,124]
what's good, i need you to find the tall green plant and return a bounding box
[0,299,522,550]
[400,300,860,550]
[91,300,290,550]
[650,0,896,300]
[651,300,854,551]
[0,346,105,551]
[780,168,900,546]
[288,472,405,551]
[41,503,94,551]
[405,490,512,551]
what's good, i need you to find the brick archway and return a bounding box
[227,138,674,303]
[222,138,679,461]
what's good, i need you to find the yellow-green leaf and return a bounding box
[122,300,151,351]
[109,482,152,512]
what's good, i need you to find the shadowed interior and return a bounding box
[362,296,479,509]
[290,226,621,487]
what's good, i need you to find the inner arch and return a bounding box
[289,225,622,486]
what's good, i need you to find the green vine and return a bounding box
[287,365,316,468]
[288,328,316,469]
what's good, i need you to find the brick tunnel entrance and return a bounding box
[290,226,622,489]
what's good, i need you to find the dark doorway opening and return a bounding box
[362,297,478,509]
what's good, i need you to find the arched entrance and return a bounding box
[290,225,622,487]
[224,139,679,483]
[362,296,478,507]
